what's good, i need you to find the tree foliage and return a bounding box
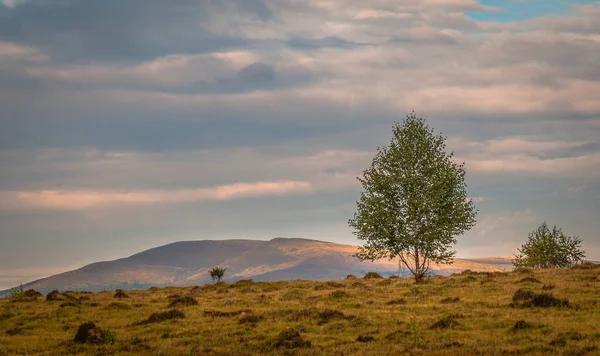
[208,267,226,283]
[513,222,585,268]
[349,112,477,282]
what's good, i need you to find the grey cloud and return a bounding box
[0,0,270,62]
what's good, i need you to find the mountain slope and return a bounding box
[0,238,513,295]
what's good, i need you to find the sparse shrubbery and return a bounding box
[512,288,536,302]
[441,297,460,304]
[74,322,115,345]
[204,309,251,318]
[272,328,311,349]
[168,296,198,308]
[8,285,26,302]
[330,290,350,299]
[139,309,185,325]
[386,298,407,305]
[510,320,536,332]
[59,301,80,308]
[430,316,460,329]
[518,277,541,284]
[5,327,23,336]
[356,335,375,342]
[239,314,263,325]
[46,290,71,302]
[363,272,383,279]
[512,289,569,308]
[106,302,131,310]
[114,289,129,299]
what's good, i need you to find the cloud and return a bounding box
[1,180,313,211]
[0,0,599,270]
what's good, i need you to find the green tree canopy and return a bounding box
[513,222,585,268]
[349,112,477,282]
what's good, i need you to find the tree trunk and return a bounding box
[414,246,422,283]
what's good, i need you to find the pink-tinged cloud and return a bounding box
[1,181,313,211]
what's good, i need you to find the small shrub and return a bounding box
[511,320,535,332]
[377,279,393,286]
[330,290,350,299]
[326,281,345,288]
[363,272,383,279]
[239,314,263,325]
[549,332,583,347]
[346,275,357,280]
[7,285,25,302]
[518,277,541,284]
[139,309,185,325]
[5,327,23,336]
[46,290,68,302]
[272,328,311,349]
[106,302,131,310]
[23,289,43,298]
[318,309,352,325]
[114,290,129,299]
[512,288,535,302]
[386,298,407,305]
[430,316,460,329]
[356,335,375,342]
[389,275,399,279]
[74,322,115,344]
[204,309,251,318]
[542,284,556,291]
[351,282,368,290]
[59,301,80,308]
[528,293,569,308]
[441,297,460,304]
[209,267,227,284]
[410,316,421,346]
[0,312,16,321]
[462,275,477,282]
[168,296,198,308]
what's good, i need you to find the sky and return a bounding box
[0,0,599,289]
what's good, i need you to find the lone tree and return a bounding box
[208,266,226,284]
[349,112,477,282]
[514,222,585,268]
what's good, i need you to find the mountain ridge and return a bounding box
[0,237,514,296]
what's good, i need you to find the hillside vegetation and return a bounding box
[1,265,599,355]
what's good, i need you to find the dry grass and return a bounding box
[0,267,599,355]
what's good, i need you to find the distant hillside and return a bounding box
[0,238,514,296]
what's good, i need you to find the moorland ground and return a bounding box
[1,264,599,355]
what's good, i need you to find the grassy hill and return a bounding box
[1,265,599,355]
